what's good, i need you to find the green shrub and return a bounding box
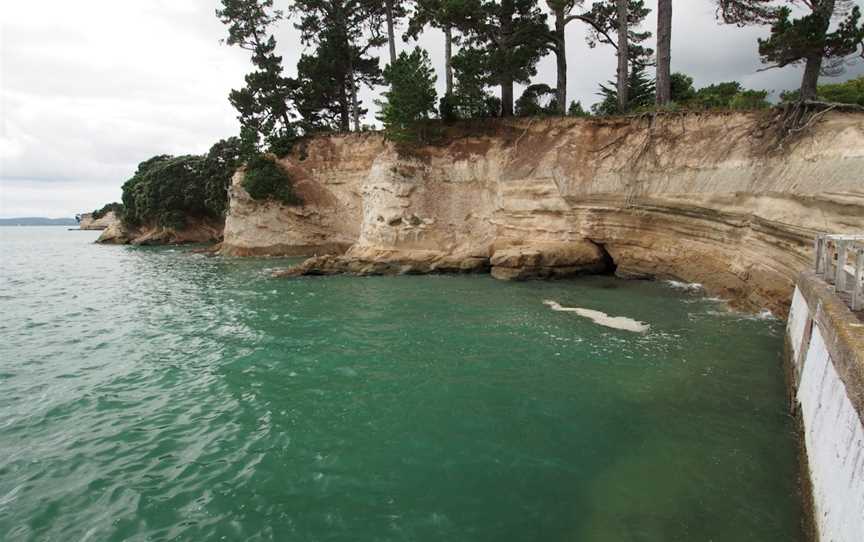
[568,100,590,117]
[439,93,459,122]
[241,155,299,204]
[515,84,557,117]
[685,82,771,110]
[729,89,771,110]
[670,73,696,103]
[781,76,864,106]
[92,202,123,220]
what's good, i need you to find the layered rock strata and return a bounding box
[221,112,864,315]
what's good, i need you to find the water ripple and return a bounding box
[0,228,803,541]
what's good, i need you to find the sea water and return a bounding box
[0,227,803,541]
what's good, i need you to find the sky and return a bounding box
[1,0,862,218]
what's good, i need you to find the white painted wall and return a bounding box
[787,288,809,362]
[789,286,864,542]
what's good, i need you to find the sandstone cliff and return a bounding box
[221,111,864,316]
[78,211,119,230]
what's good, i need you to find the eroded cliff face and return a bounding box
[221,112,864,315]
[79,211,119,230]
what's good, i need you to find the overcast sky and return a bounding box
[1,0,862,218]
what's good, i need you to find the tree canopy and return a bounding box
[452,0,549,117]
[217,0,296,156]
[377,47,439,142]
[717,0,864,99]
[121,139,243,229]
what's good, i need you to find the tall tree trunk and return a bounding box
[338,81,350,131]
[616,0,629,112]
[444,25,453,95]
[385,0,397,65]
[554,10,567,115]
[501,79,514,117]
[656,0,672,105]
[350,75,360,131]
[800,54,823,100]
[799,0,834,100]
[500,0,515,117]
[345,48,360,131]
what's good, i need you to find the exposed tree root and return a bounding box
[761,100,864,151]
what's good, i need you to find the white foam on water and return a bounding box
[703,307,777,321]
[664,280,703,292]
[543,300,650,333]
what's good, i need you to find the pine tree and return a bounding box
[293,29,353,132]
[405,0,466,96]
[576,0,653,113]
[545,1,585,115]
[453,0,549,117]
[451,47,500,118]
[291,0,387,131]
[717,1,864,100]
[592,64,655,115]
[217,0,296,155]
[377,47,438,142]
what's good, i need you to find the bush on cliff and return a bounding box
[120,138,241,229]
[241,155,298,205]
[515,84,558,117]
[690,82,771,110]
[92,202,123,219]
[780,76,864,106]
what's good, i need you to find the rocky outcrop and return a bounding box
[96,217,223,245]
[223,111,864,316]
[489,241,609,280]
[78,211,118,230]
[274,247,489,277]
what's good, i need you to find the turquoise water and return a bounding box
[0,227,803,541]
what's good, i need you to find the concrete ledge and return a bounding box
[796,270,864,427]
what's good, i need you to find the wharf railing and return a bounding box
[814,234,864,311]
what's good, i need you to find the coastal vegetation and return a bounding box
[716,0,864,101]
[120,139,242,229]
[241,154,299,203]
[780,75,864,105]
[91,202,123,220]
[377,47,438,142]
[103,1,863,229]
[214,0,863,151]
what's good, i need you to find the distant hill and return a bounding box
[0,217,79,226]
